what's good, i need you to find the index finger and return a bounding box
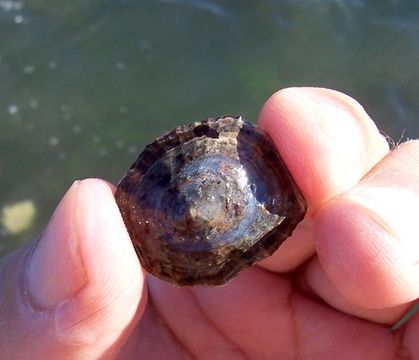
[257,87,389,272]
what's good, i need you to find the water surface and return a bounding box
[1,0,419,255]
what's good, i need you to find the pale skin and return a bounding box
[0,88,418,359]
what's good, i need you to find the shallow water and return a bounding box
[1,0,419,255]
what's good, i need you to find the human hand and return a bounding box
[0,88,418,359]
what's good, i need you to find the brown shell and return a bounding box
[115,116,306,286]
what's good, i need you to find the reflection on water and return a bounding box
[1,199,36,237]
[1,0,419,255]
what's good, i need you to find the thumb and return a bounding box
[0,179,146,359]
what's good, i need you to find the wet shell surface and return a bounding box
[115,116,307,286]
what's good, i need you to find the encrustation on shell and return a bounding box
[115,116,307,286]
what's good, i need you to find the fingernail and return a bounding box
[27,181,88,309]
[299,88,365,144]
[349,186,419,264]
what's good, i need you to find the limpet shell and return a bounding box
[115,116,306,286]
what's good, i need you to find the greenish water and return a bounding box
[1,0,419,255]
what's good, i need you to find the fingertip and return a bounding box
[256,87,390,272]
[258,87,389,207]
[315,197,419,309]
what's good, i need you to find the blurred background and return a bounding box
[0,0,418,256]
